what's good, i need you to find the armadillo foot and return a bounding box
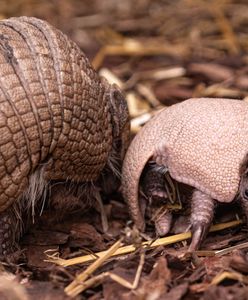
[188,190,216,252]
[154,209,172,236]
[0,207,20,260]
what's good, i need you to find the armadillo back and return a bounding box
[0,17,112,211]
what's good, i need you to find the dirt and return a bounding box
[0,1,248,299]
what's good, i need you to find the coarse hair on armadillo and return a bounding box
[22,165,48,221]
[50,179,99,209]
[147,161,168,175]
[9,165,48,241]
[17,149,120,222]
[107,143,122,179]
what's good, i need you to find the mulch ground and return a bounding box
[0,1,248,299]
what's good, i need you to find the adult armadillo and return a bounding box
[122,98,248,251]
[0,16,129,257]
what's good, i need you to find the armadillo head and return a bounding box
[122,97,248,231]
[108,83,130,162]
[98,80,130,195]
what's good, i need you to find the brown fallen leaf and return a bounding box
[69,222,105,250]
[188,63,234,82]
[235,76,248,90]
[26,281,72,300]
[22,230,68,246]
[229,251,248,274]
[26,245,56,268]
[135,256,171,299]
[202,285,248,300]
[153,82,193,104]
[162,283,188,300]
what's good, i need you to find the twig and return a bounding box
[215,241,248,256]
[92,39,188,69]
[211,271,248,285]
[64,239,123,293]
[210,3,240,54]
[66,251,145,297]
[46,219,242,266]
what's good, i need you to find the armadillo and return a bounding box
[122,98,248,251]
[0,16,130,257]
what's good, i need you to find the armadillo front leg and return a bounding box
[240,196,248,225]
[0,206,20,258]
[188,190,216,252]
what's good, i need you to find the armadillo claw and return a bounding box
[188,222,211,252]
[154,210,172,236]
[188,189,215,251]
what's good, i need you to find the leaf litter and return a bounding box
[0,0,248,299]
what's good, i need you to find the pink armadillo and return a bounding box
[122,98,248,250]
[0,16,130,257]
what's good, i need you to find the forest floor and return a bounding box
[0,1,248,299]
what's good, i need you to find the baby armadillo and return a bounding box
[0,16,129,257]
[122,98,248,251]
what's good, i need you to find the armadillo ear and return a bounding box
[109,84,129,138]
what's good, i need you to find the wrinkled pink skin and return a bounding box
[122,98,248,251]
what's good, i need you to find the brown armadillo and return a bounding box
[0,16,129,257]
[122,98,248,251]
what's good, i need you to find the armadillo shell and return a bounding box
[0,17,112,211]
[122,98,248,229]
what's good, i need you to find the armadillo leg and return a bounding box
[188,190,216,252]
[0,206,20,259]
[240,196,248,224]
[154,210,172,236]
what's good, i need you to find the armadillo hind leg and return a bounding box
[0,206,21,259]
[188,190,216,252]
